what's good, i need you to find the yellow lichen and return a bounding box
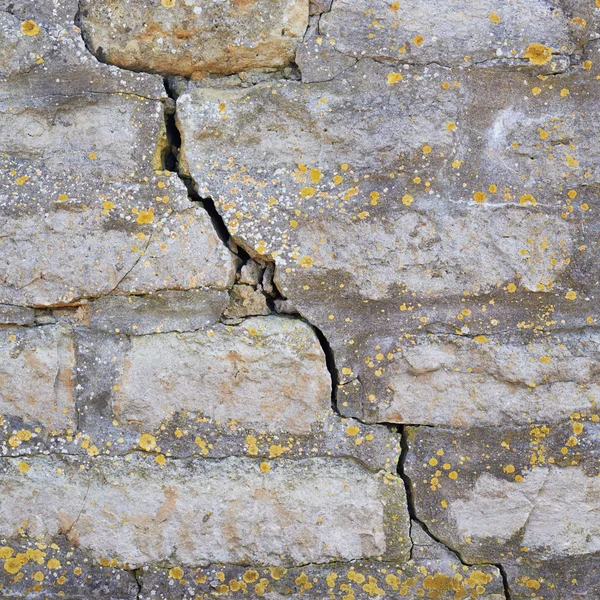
[523,43,553,66]
[21,20,40,36]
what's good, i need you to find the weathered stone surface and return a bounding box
[0,324,75,431]
[0,1,237,307]
[405,422,600,597]
[78,0,309,77]
[138,553,504,599]
[315,0,577,70]
[0,455,410,568]
[342,329,600,427]
[178,58,600,431]
[112,316,330,433]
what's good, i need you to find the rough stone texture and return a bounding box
[0,0,237,308]
[0,324,75,431]
[78,0,309,77]
[0,455,409,568]
[113,317,330,433]
[405,422,600,597]
[3,0,600,598]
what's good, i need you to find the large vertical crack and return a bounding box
[398,425,512,600]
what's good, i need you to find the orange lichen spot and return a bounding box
[473,191,486,203]
[507,283,517,293]
[570,17,586,28]
[16,175,29,185]
[560,88,570,97]
[583,60,593,70]
[539,129,549,140]
[101,201,115,215]
[428,458,438,467]
[270,566,287,580]
[243,570,259,584]
[402,194,414,207]
[309,168,322,183]
[452,160,462,169]
[155,454,166,466]
[169,567,184,580]
[519,194,536,206]
[87,445,99,457]
[488,184,497,194]
[370,191,380,205]
[573,422,584,435]
[523,43,553,65]
[138,433,157,452]
[568,189,577,199]
[333,175,343,185]
[448,471,458,480]
[565,290,577,300]
[503,465,515,474]
[327,573,338,587]
[341,163,349,171]
[161,0,176,7]
[532,87,542,95]
[363,576,384,596]
[0,548,13,560]
[299,256,314,268]
[346,426,360,436]
[4,558,23,574]
[446,122,457,131]
[47,558,61,570]
[290,220,298,228]
[18,462,30,473]
[489,12,501,23]
[260,462,271,473]
[33,571,44,582]
[21,20,40,36]
[136,209,155,224]
[473,335,489,344]
[387,72,403,85]
[58,194,69,202]
[269,445,285,458]
[422,145,432,154]
[88,152,97,160]
[300,187,315,198]
[413,35,424,46]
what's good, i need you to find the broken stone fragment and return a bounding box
[77,0,309,77]
[0,455,410,568]
[223,284,270,318]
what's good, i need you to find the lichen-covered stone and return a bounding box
[0,455,410,568]
[78,0,309,77]
[0,1,237,307]
[405,421,600,597]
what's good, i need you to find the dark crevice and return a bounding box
[305,321,340,416]
[398,425,512,600]
[162,78,236,252]
[134,567,143,600]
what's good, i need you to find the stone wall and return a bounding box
[1,1,599,598]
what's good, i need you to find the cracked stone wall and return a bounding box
[1,0,599,598]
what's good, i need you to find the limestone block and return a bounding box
[78,0,309,77]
